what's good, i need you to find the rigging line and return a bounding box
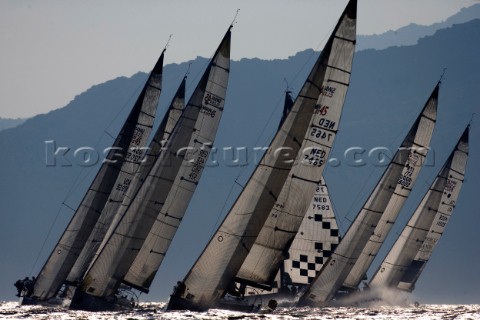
[164,34,173,51]
[231,9,240,27]
[28,204,68,276]
[29,68,147,275]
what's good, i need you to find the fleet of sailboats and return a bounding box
[15,0,472,312]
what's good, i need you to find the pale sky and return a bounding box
[0,0,478,118]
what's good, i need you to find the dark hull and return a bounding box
[69,290,134,311]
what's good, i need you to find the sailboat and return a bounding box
[369,126,469,292]
[240,91,341,302]
[167,0,357,312]
[297,81,439,307]
[18,49,165,306]
[68,26,231,311]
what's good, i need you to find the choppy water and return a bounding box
[1,302,479,319]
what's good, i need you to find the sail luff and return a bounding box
[369,127,469,291]
[30,52,164,301]
[66,75,186,285]
[298,83,438,306]
[167,0,357,311]
[76,28,231,299]
[341,83,438,289]
[236,9,356,286]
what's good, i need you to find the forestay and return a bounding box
[78,28,231,298]
[167,0,357,311]
[298,83,438,306]
[369,127,469,291]
[30,52,163,301]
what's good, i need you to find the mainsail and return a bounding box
[28,52,164,301]
[72,27,231,305]
[298,83,438,306]
[167,0,357,311]
[67,75,186,285]
[369,127,469,291]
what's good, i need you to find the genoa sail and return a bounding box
[73,27,231,304]
[28,52,164,301]
[167,0,357,311]
[369,126,469,291]
[298,82,438,306]
[67,75,187,286]
[341,84,439,290]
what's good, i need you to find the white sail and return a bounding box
[298,83,438,306]
[369,127,469,291]
[167,0,357,311]
[121,75,214,292]
[341,84,438,290]
[282,177,340,286]
[29,52,164,301]
[66,65,186,285]
[74,28,231,301]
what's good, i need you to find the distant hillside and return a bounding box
[357,3,480,50]
[1,19,479,304]
[0,117,26,131]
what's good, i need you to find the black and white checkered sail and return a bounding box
[30,51,164,301]
[167,0,357,311]
[283,178,340,286]
[298,83,438,306]
[369,127,469,291]
[76,28,231,299]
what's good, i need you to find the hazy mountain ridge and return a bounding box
[1,18,479,304]
[0,117,26,131]
[357,3,480,50]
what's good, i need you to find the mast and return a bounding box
[66,74,186,285]
[28,51,164,301]
[298,82,438,307]
[167,0,357,311]
[369,126,469,291]
[71,27,231,307]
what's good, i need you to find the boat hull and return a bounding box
[69,290,134,311]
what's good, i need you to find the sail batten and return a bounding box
[167,0,357,311]
[298,82,438,306]
[73,28,231,300]
[30,51,164,301]
[369,127,469,291]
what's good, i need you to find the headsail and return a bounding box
[167,0,357,311]
[282,177,341,287]
[342,83,439,290]
[236,0,356,285]
[67,75,187,285]
[29,52,164,301]
[73,27,231,303]
[369,126,469,291]
[298,82,438,306]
